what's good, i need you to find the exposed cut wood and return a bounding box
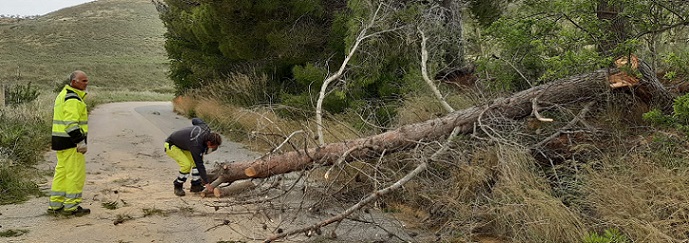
[608,54,640,88]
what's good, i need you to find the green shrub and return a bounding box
[642,108,673,126]
[673,94,689,124]
[292,63,327,87]
[643,93,689,134]
[276,92,314,119]
[4,82,40,106]
[0,165,41,205]
[0,110,50,166]
[0,95,50,205]
[583,229,629,243]
[661,51,689,79]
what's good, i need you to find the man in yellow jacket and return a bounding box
[47,70,91,216]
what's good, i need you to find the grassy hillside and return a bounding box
[0,0,171,93]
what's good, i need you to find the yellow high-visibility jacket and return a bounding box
[52,85,88,150]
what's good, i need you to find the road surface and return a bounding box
[0,102,414,243]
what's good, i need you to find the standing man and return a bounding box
[164,118,222,196]
[47,70,91,216]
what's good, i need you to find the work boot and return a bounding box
[174,184,185,196]
[60,206,90,217]
[46,207,63,215]
[190,181,204,193]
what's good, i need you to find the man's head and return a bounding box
[69,70,89,91]
[205,132,222,154]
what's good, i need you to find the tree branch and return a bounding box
[492,54,533,88]
[263,127,463,242]
[315,4,384,146]
[531,98,554,122]
[419,28,455,113]
[634,20,689,39]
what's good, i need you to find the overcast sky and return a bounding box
[0,0,95,16]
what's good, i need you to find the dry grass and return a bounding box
[174,96,308,152]
[172,70,364,152]
[171,95,198,117]
[583,154,689,242]
[394,94,479,126]
[200,71,271,107]
[406,144,587,242]
[486,147,586,242]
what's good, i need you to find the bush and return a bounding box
[583,229,629,243]
[661,51,689,80]
[642,108,673,126]
[4,82,40,106]
[0,94,50,205]
[0,110,50,166]
[0,165,42,205]
[643,93,689,135]
[673,94,689,123]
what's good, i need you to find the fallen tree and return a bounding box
[208,58,673,188]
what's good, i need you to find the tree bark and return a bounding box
[210,66,672,185]
[596,1,628,55]
[636,59,674,112]
[0,84,5,108]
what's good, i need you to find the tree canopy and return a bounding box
[158,0,689,123]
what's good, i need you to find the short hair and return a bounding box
[207,132,222,146]
[69,70,86,85]
[69,70,84,81]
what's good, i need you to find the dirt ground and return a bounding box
[0,102,421,243]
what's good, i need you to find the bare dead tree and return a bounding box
[315,3,401,146]
[419,28,455,113]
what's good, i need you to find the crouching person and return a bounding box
[164,118,222,196]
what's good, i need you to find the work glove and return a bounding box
[76,141,88,154]
[204,183,215,193]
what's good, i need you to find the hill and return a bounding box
[0,0,171,92]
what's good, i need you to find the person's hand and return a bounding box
[76,141,88,154]
[205,183,215,192]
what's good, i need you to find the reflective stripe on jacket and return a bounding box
[52,85,88,150]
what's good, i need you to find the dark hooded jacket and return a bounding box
[165,118,213,183]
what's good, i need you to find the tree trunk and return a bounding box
[210,66,672,185]
[636,59,674,112]
[0,84,5,108]
[596,1,628,55]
